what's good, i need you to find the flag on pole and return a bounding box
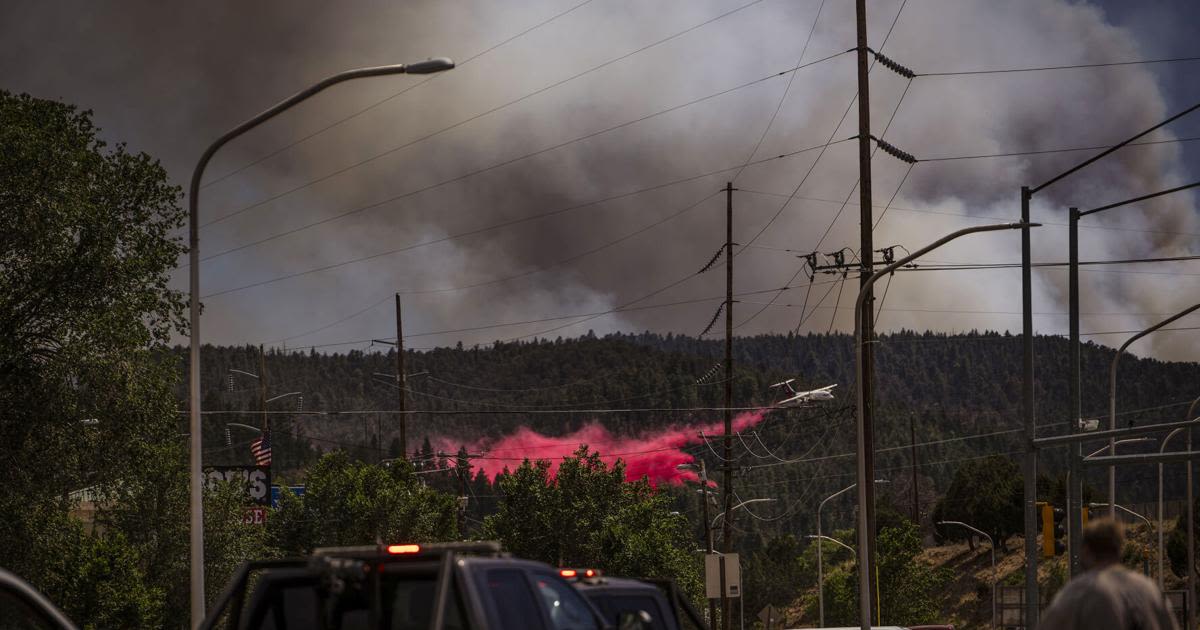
[250,429,272,467]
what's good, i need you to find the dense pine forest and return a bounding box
[182,331,1200,546]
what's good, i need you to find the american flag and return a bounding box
[250,430,272,467]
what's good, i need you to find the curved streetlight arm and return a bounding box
[711,498,776,529]
[265,391,301,404]
[938,520,993,546]
[1110,303,1200,430]
[807,534,854,553]
[186,57,453,627]
[225,422,262,434]
[1085,437,1157,459]
[855,223,1033,627]
[1090,502,1153,529]
[228,369,259,380]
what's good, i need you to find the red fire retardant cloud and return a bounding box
[441,409,771,485]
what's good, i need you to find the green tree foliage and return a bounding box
[267,452,459,554]
[483,448,701,597]
[0,91,272,628]
[742,534,811,623]
[822,521,952,627]
[933,455,1023,548]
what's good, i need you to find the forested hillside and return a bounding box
[181,331,1200,555]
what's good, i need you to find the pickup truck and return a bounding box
[562,570,705,630]
[201,541,617,630]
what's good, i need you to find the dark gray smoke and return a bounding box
[2,0,1195,359]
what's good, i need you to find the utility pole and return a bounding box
[1067,208,1082,576]
[721,181,736,630]
[395,293,407,461]
[853,0,878,627]
[1020,187,1040,628]
[910,413,919,523]
[258,345,268,432]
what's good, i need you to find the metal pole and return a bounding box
[1186,395,1198,630]
[1109,303,1200,518]
[184,59,452,627]
[854,1,877,625]
[701,461,716,630]
[1021,187,1040,629]
[1068,207,1084,574]
[1159,428,1186,590]
[940,521,996,629]
[721,182,735,630]
[395,293,407,461]
[910,413,919,523]
[855,223,1031,630]
[258,345,267,432]
[817,512,824,628]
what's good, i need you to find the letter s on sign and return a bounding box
[249,470,267,500]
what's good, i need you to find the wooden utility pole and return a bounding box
[910,414,919,523]
[721,182,736,630]
[395,293,407,461]
[258,344,268,432]
[853,0,879,626]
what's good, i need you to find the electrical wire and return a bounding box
[915,55,1200,77]
[199,0,770,228]
[195,49,853,262]
[199,0,600,188]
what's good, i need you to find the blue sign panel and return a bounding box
[270,485,306,508]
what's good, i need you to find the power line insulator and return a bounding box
[870,50,915,78]
[871,136,917,164]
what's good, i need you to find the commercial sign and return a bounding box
[270,485,306,508]
[204,466,271,506]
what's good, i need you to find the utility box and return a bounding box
[704,553,740,599]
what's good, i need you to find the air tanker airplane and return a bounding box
[770,379,837,407]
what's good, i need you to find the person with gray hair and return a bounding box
[1039,518,1178,629]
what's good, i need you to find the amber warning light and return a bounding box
[387,544,421,554]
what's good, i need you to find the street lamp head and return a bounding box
[404,57,455,74]
[675,463,697,472]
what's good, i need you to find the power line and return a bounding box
[915,54,1200,77]
[202,138,854,299]
[199,0,599,189]
[193,49,854,267]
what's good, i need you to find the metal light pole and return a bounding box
[1160,427,1188,589]
[1107,301,1200,519]
[939,521,996,630]
[853,222,1033,629]
[1186,396,1198,630]
[186,56,453,627]
[817,480,887,628]
[678,462,717,630]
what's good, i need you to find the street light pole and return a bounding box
[186,56,453,628]
[1159,427,1187,590]
[853,223,1033,629]
[678,462,717,630]
[939,521,996,630]
[1107,301,1200,519]
[816,480,887,628]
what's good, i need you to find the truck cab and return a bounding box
[561,570,706,630]
[201,541,612,630]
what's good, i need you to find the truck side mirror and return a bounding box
[618,610,652,630]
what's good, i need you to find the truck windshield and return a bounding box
[588,594,668,630]
[246,567,467,630]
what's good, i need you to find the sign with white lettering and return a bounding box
[204,466,271,506]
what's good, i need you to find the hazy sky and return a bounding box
[3,0,1198,359]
